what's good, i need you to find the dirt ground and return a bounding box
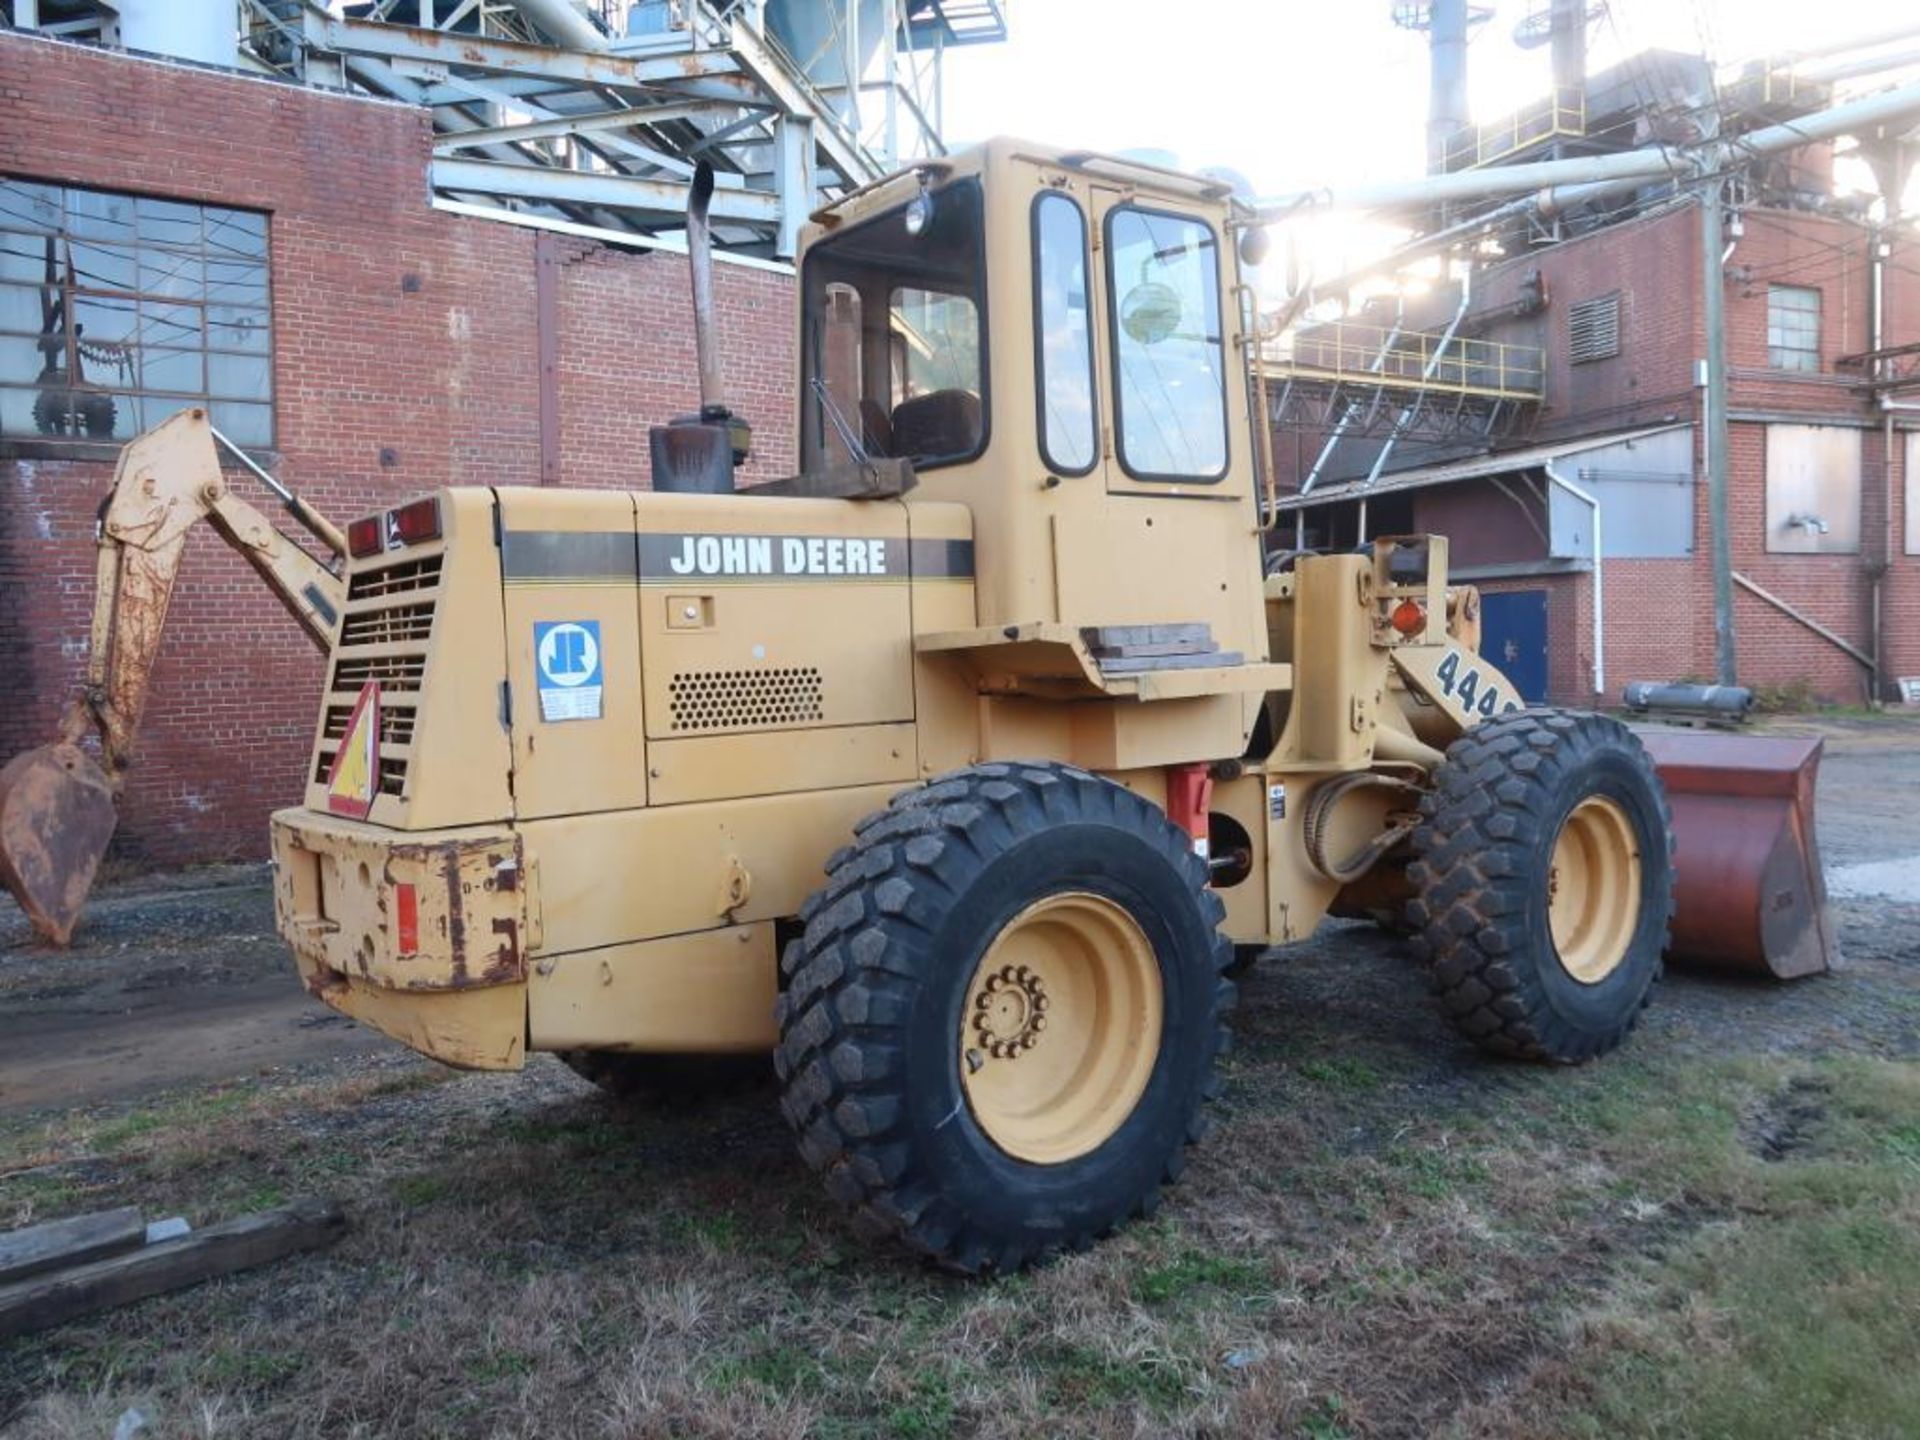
[1,714,1917,1438]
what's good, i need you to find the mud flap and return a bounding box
[1635,729,1835,980]
[0,743,117,945]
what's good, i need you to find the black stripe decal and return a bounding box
[909,538,975,578]
[501,530,638,582]
[638,532,906,580]
[500,530,975,583]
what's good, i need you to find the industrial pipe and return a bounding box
[1257,77,1920,218]
[506,0,605,51]
[1256,145,1689,217]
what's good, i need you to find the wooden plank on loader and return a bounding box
[749,457,917,500]
[0,1198,346,1339]
[0,1207,146,1287]
[1083,622,1213,653]
[1099,651,1243,675]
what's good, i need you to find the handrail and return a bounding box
[1441,85,1585,173]
[1259,321,1544,401]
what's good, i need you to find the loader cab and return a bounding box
[798,140,1266,660]
[800,172,989,475]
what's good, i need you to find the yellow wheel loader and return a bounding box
[1,142,1830,1271]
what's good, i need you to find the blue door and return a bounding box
[1480,589,1549,703]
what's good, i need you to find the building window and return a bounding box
[1031,191,1097,476]
[1767,284,1821,373]
[1906,431,1919,557]
[1568,292,1620,364]
[1765,423,1859,554]
[1105,205,1227,482]
[0,177,272,446]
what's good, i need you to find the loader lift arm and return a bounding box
[0,408,346,945]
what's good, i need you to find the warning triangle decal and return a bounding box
[326,680,382,819]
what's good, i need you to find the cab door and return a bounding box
[1087,188,1244,501]
[1043,181,1262,649]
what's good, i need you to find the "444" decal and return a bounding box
[1434,648,1524,720]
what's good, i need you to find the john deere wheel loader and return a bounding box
[237,142,1823,1271]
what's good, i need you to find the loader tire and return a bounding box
[776,763,1235,1273]
[557,1050,770,1102]
[1407,709,1673,1064]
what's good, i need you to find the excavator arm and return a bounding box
[0,408,345,944]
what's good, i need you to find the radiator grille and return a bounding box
[315,548,444,798]
[340,601,435,646]
[319,703,416,747]
[333,653,428,692]
[669,667,824,732]
[348,554,442,601]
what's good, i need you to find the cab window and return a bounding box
[801,177,987,471]
[1032,191,1096,475]
[1104,206,1227,482]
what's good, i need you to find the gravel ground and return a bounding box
[0,713,1915,1439]
[2,713,1916,1113]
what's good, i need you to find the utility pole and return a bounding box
[1700,170,1738,686]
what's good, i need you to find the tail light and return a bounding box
[394,881,420,956]
[387,497,441,547]
[347,516,383,558]
[347,498,441,559]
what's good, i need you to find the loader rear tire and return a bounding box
[557,1050,771,1102]
[1407,709,1674,1064]
[775,763,1235,1273]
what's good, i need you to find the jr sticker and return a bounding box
[534,619,603,723]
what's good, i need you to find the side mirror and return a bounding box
[1238,225,1271,268]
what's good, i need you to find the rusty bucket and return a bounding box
[1635,728,1835,980]
[0,742,118,946]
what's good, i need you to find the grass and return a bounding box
[2,919,1917,1439]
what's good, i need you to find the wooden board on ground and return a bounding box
[0,1197,346,1339]
[0,1207,146,1286]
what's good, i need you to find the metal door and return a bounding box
[1480,589,1549,703]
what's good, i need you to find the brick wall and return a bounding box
[0,35,796,866]
[1301,194,1920,706]
[1476,203,1702,441]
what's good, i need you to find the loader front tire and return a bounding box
[1407,709,1674,1064]
[776,763,1235,1273]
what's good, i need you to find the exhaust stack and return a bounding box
[650,162,752,494]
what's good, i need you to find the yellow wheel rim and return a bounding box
[958,892,1163,1165]
[1548,796,1643,984]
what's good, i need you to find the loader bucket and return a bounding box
[1635,728,1834,980]
[0,742,118,946]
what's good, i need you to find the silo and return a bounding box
[765,0,888,93]
[117,0,238,69]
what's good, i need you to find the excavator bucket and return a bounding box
[0,743,118,946]
[1636,729,1835,980]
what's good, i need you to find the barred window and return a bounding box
[0,177,272,446]
[1767,284,1820,373]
